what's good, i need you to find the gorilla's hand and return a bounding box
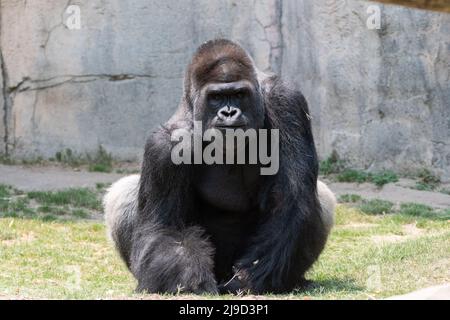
[162,262,218,295]
[132,226,218,294]
[218,267,251,294]
[156,256,218,295]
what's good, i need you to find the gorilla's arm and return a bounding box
[131,125,217,294]
[222,81,327,294]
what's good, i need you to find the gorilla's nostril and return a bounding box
[220,110,231,117]
[218,106,240,119]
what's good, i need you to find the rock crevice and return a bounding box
[0,45,11,155]
[9,74,156,93]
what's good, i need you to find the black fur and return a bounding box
[116,39,327,294]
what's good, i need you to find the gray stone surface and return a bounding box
[280,1,450,181]
[0,0,449,180]
[0,164,125,191]
[0,49,4,154]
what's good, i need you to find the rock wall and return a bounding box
[0,0,449,180]
[281,0,450,181]
[0,47,5,154]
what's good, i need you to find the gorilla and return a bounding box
[104,39,336,294]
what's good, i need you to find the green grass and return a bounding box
[0,194,36,218]
[55,148,85,167]
[413,169,440,191]
[1,185,103,221]
[319,154,345,175]
[115,168,140,175]
[72,209,89,219]
[336,169,370,183]
[337,193,448,221]
[338,194,362,203]
[319,153,399,188]
[399,203,433,217]
[95,182,108,190]
[0,155,16,165]
[0,184,13,198]
[371,171,399,187]
[21,157,45,166]
[399,203,450,220]
[415,183,433,191]
[4,145,115,172]
[87,146,113,173]
[335,170,398,187]
[0,219,135,299]
[359,199,394,215]
[0,200,448,299]
[27,188,101,210]
[54,145,114,173]
[88,164,110,173]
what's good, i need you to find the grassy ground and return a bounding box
[0,184,449,299]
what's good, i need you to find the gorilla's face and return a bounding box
[202,80,263,130]
[192,70,264,132]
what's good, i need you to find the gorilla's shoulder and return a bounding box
[258,71,307,108]
[261,75,310,126]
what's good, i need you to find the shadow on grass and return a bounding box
[295,278,363,296]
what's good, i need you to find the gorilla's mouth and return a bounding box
[214,124,246,129]
[213,118,248,129]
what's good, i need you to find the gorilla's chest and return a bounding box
[194,164,260,213]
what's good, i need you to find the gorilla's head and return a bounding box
[184,39,265,132]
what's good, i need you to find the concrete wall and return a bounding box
[0,47,5,154]
[0,0,449,180]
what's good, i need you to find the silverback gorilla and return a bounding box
[104,39,336,294]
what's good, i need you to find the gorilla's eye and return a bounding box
[235,90,247,100]
[208,93,222,105]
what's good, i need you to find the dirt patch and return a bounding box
[371,223,424,244]
[402,223,423,237]
[371,234,405,244]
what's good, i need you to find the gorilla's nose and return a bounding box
[218,106,241,121]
